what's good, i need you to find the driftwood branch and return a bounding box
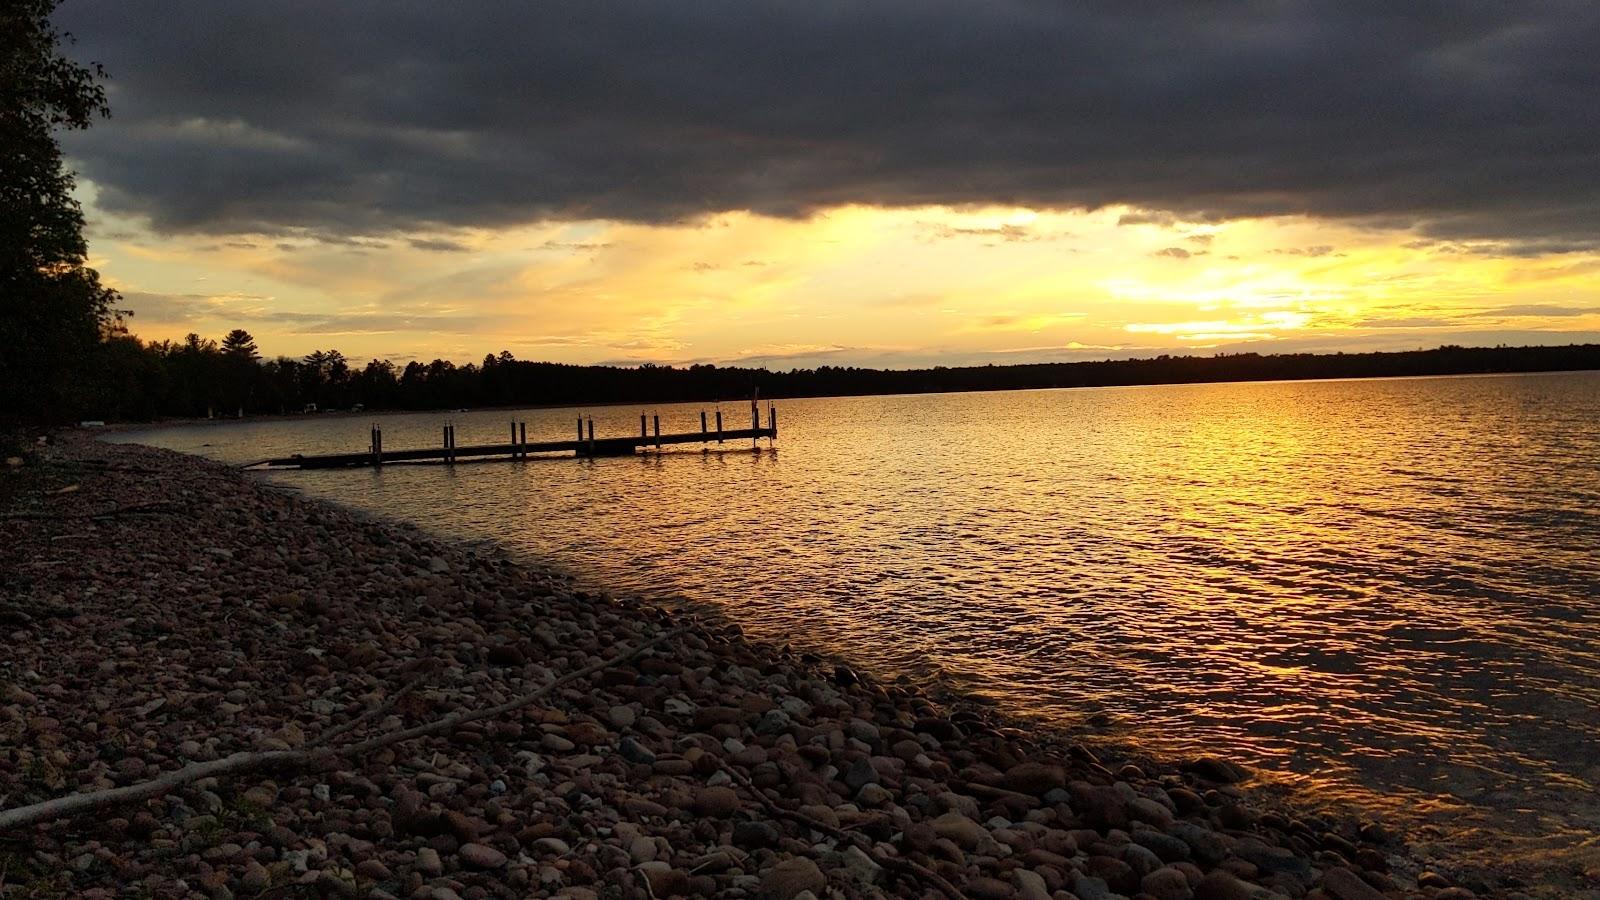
[308,671,431,748]
[717,763,969,900]
[0,630,682,832]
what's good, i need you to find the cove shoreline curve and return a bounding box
[0,431,1451,899]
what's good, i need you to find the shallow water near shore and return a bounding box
[115,371,1600,887]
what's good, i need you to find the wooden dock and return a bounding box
[249,406,778,470]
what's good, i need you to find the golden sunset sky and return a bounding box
[60,2,1600,368]
[86,195,1600,368]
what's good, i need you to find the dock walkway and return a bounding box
[249,406,778,470]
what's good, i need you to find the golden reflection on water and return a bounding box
[121,372,1600,885]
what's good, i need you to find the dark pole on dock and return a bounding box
[587,417,595,456]
[751,398,759,449]
[715,410,723,443]
[519,422,527,459]
[769,403,777,445]
[510,422,518,459]
[371,424,382,466]
[653,414,661,449]
[641,414,647,439]
[701,410,708,437]
[577,417,583,443]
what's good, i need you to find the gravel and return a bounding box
[0,433,1441,899]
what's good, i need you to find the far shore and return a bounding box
[0,433,1492,898]
[94,363,1600,435]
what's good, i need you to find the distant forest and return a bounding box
[77,332,1600,422]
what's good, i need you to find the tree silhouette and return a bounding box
[221,329,259,361]
[55,331,1600,422]
[219,329,259,415]
[0,0,120,431]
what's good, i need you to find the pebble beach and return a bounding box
[0,433,1466,900]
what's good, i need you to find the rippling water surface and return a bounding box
[118,372,1600,885]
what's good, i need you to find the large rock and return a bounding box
[1183,757,1248,784]
[638,863,691,897]
[1193,871,1257,900]
[1143,866,1196,900]
[1070,873,1115,900]
[1128,796,1175,828]
[842,757,878,793]
[758,858,826,899]
[964,876,1016,899]
[241,859,272,893]
[1321,867,1386,900]
[1002,761,1067,795]
[1234,836,1312,882]
[930,811,988,850]
[733,820,781,849]
[617,737,656,764]
[835,845,883,885]
[692,786,741,818]
[1013,869,1052,900]
[1132,827,1192,863]
[458,842,507,869]
[1069,782,1129,830]
[1170,821,1230,865]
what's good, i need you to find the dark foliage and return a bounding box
[81,337,1600,422]
[0,0,119,430]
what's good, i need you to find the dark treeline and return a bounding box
[81,331,1600,421]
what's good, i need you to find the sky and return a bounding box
[56,1,1600,369]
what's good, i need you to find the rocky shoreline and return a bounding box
[0,434,1462,899]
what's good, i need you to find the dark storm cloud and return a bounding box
[57,1,1600,249]
[407,238,470,253]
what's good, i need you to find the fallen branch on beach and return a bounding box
[307,669,432,749]
[3,619,965,899]
[0,630,683,833]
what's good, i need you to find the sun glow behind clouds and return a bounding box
[83,187,1600,367]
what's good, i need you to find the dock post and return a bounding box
[701,410,708,437]
[519,422,527,459]
[751,400,759,449]
[716,410,723,443]
[587,417,595,456]
[510,422,518,459]
[770,404,777,443]
[653,414,661,449]
[577,417,583,444]
[371,424,383,467]
[641,414,648,439]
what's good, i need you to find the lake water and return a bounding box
[115,372,1600,888]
